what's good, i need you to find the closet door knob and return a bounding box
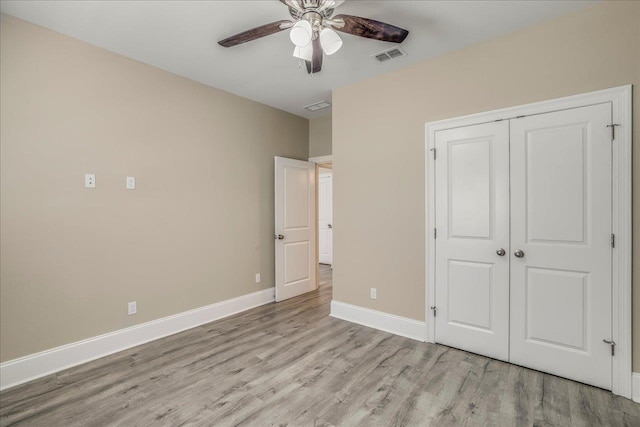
[514,249,525,258]
[496,248,506,256]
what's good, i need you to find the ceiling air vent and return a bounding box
[372,46,407,63]
[304,101,331,112]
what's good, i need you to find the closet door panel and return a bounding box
[509,103,612,390]
[434,121,510,361]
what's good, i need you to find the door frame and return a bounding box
[425,85,632,399]
[309,155,334,164]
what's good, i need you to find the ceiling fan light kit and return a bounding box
[218,0,409,74]
[290,20,313,46]
[319,28,342,55]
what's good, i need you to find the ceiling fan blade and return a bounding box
[218,20,292,47]
[331,14,408,43]
[305,38,323,74]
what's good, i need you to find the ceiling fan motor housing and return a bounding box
[300,0,321,8]
[289,1,334,21]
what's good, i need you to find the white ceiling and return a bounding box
[0,0,596,119]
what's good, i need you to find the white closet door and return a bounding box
[509,103,612,389]
[434,121,510,361]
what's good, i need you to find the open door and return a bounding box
[275,156,317,302]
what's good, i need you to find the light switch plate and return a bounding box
[126,176,136,190]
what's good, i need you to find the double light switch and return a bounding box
[84,174,136,189]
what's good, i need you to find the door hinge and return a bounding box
[430,306,437,317]
[611,234,615,248]
[434,228,437,239]
[603,339,616,356]
[607,124,621,141]
[430,148,436,160]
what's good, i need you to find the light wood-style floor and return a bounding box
[1,265,638,426]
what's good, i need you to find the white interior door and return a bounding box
[275,156,317,302]
[318,173,333,265]
[509,104,613,389]
[434,121,510,361]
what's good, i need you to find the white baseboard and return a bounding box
[0,288,275,391]
[330,300,427,342]
[633,372,640,403]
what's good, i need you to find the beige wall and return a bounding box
[0,15,309,362]
[332,2,640,368]
[309,114,332,157]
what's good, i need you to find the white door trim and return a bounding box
[309,155,334,163]
[425,85,633,399]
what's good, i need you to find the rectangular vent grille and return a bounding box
[304,101,331,112]
[373,47,407,63]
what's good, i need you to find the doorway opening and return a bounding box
[317,163,333,268]
[309,155,333,291]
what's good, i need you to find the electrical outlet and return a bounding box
[370,288,377,300]
[85,173,96,188]
[255,273,261,283]
[128,301,137,315]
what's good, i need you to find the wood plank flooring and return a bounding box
[1,265,638,426]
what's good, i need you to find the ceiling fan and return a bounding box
[218,0,409,74]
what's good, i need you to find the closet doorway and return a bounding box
[425,86,632,398]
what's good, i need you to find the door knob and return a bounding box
[514,249,525,258]
[275,234,285,240]
[496,248,506,256]
[328,224,332,229]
